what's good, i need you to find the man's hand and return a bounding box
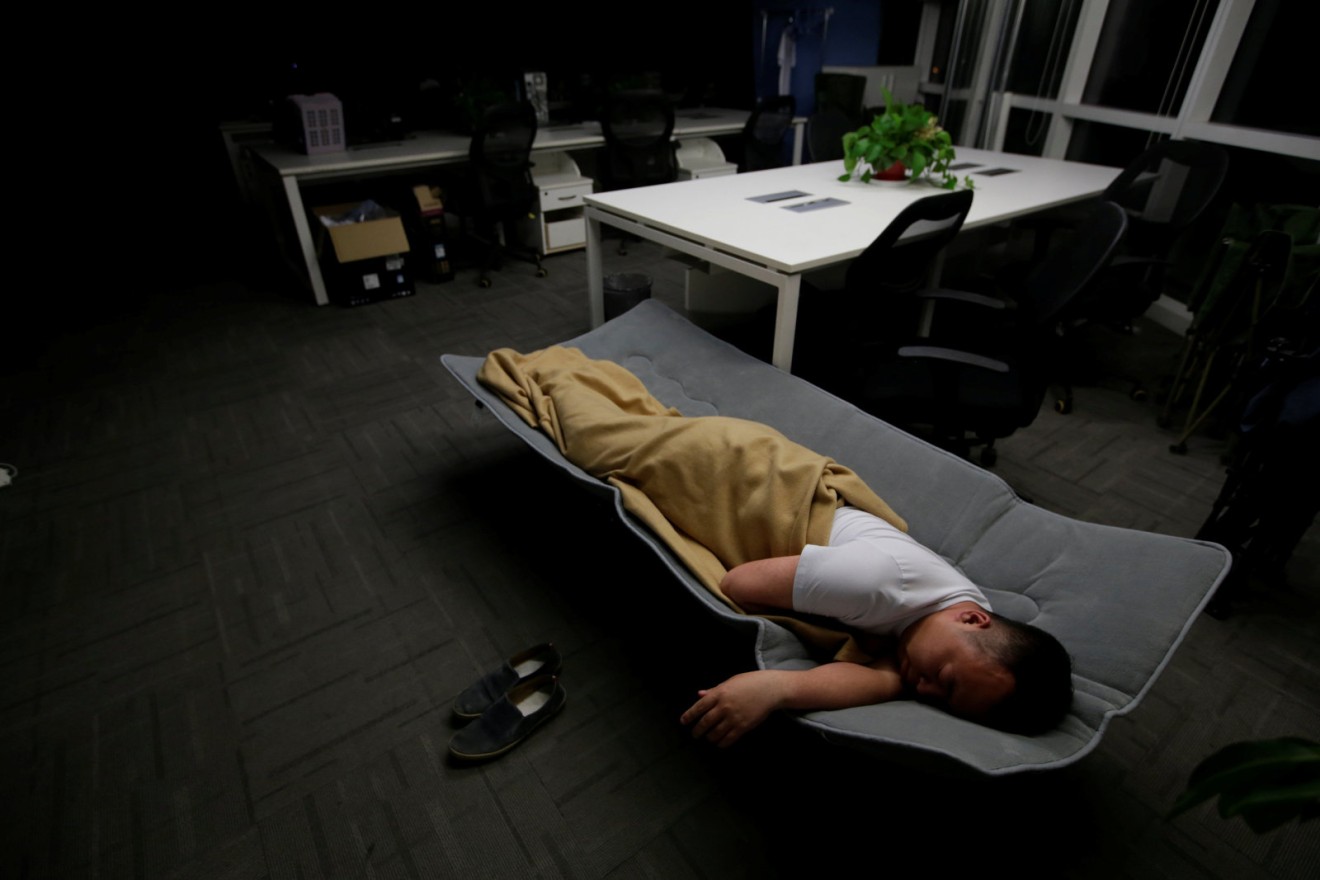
[680,670,788,748]
[680,660,905,748]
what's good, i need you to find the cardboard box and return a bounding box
[410,185,455,283]
[312,202,414,306]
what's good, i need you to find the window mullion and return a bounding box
[1173,0,1257,138]
[1043,0,1111,157]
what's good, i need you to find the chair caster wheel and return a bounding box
[478,277,492,288]
[1169,442,1187,455]
[1054,398,1073,415]
[535,268,548,278]
[1131,386,1148,402]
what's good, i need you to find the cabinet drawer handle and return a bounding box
[558,195,577,201]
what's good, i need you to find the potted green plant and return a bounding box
[839,90,970,189]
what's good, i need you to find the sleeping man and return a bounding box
[680,505,1074,745]
[476,344,1073,746]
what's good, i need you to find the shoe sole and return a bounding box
[448,700,565,762]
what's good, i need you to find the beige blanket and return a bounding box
[478,345,907,661]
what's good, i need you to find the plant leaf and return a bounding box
[1170,738,1320,822]
[1227,779,1320,833]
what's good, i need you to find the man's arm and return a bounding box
[680,660,905,748]
[720,555,800,611]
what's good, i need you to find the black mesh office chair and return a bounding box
[806,106,856,163]
[864,200,1128,465]
[740,95,797,172]
[466,101,545,288]
[599,93,678,255]
[791,189,974,391]
[599,93,678,190]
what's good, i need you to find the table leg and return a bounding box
[284,177,330,307]
[770,274,801,372]
[586,214,604,327]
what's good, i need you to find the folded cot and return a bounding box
[441,300,1230,776]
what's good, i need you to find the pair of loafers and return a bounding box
[450,643,566,761]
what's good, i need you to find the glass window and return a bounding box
[1211,0,1318,137]
[1001,107,1049,156]
[1004,0,1083,99]
[1064,119,1163,167]
[928,0,991,142]
[1082,0,1220,115]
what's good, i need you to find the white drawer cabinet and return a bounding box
[520,152,594,255]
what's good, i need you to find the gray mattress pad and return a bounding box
[442,299,1229,775]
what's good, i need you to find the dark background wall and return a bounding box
[15,5,766,367]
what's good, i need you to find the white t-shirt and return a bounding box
[792,506,990,635]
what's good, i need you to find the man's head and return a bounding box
[896,603,1073,735]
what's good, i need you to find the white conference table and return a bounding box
[250,108,787,306]
[583,148,1122,371]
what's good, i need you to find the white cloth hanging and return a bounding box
[777,23,797,96]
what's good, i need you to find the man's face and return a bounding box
[896,606,1015,720]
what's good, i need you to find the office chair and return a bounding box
[861,200,1128,465]
[790,189,974,392]
[1087,139,1230,330]
[1037,140,1229,403]
[599,93,678,254]
[465,101,546,288]
[740,95,796,172]
[599,93,678,190]
[806,106,856,163]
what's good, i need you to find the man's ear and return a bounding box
[957,608,993,629]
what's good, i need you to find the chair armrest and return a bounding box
[1109,255,1172,269]
[915,288,1012,310]
[897,345,1011,373]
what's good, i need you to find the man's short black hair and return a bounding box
[972,613,1073,735]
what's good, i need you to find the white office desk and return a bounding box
[251,108,760,305]
[583,148,1121,370]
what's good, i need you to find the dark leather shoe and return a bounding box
[448,674,566,762]
[453,643,563,719]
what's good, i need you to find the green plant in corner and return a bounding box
[838,89,971,190]
[1168,737,1320,833]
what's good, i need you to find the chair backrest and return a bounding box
[468,101,538,214]
[1019,199,1129,327]
[806,106,856,163]
[600,93,677,190]
[1103,139,1229,254]
[845,189,975,297]
[742,95,797,171]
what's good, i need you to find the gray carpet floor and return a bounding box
[2,231,1316,879]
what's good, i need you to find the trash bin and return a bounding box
[603,273,652,320]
